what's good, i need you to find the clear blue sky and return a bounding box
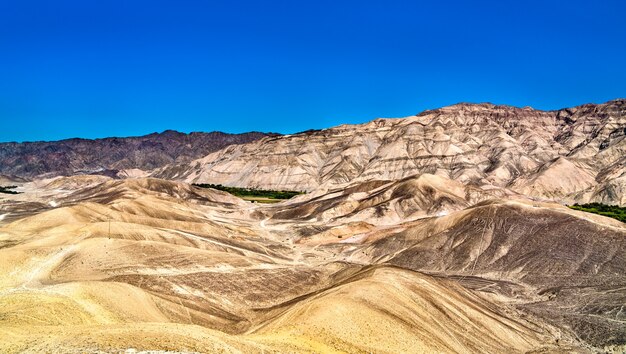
[1,0,625,142]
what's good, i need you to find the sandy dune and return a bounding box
[0,177,624,353]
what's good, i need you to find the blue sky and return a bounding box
[1,0,625,142]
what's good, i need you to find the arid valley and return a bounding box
[1,100,625,353]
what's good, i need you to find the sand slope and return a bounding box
[0,177,623,352]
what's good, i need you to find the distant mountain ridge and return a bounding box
[0,130,276,179]
[3,100,625,206]
[153,99,626,206]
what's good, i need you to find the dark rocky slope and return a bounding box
[0,130,274,179]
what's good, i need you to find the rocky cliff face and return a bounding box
[0,130,273,179]
[154,99,626,205]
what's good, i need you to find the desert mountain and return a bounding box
[1,99,625,353]
[1,176,624,352]
[154,99,626,206]
[0,130,274,180]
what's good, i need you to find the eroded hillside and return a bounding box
[154,99,626,206]
[0,130,272,179]
[1,176,624,353]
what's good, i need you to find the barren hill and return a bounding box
[0,130,274,180]
[1,99,625,353]
[155,99,626,206]
[0,176,624,352]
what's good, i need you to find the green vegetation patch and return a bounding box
[0,185,21,195]
[193,183,304,201]
[568,203,626,223]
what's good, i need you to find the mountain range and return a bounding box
[0,130,273,180]
[3,100,625,206]
[155,99,626,206]
[0,99,625,353]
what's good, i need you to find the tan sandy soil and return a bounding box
[0,177,623,353]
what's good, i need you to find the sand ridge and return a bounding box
[0,177,623,352]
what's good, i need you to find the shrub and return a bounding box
[568,203,626,223]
